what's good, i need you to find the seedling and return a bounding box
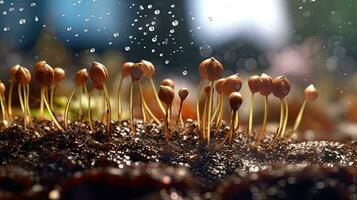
[212,78,225,135]
[222,74,242,131]
[176,88,189,125]
[196,59,209,128]
[128,63,143,132]
[221,92,242,146]
[292,84,318,132]
[8,64,20,120]
[89,62,111,134]
[117,62,133,120]
[201,85,211,139]
[34,62,63,131]
[64,68,89,129]
[271,76,291,142]
[50,67,65,109]
[15,66,32,130]
[158,85,175,139]
[247,75,262,135]
[0,81,9,127]
[256,73,273,144]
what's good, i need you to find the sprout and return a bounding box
[50,67,65,109]
[221,92,242,146]
[292,84,318,132]
[8,64,20,120]
[117,62,134,120]
[15,66,32,130]
[256,73,273,145]
[247,75,263,135]
[198,57,224,145]
[212,78,225,134]
[176,88,189,125]
[0,81,9,127]
[64,68,89,130]
[89,62,111,134]
[34,62,63,131]
[158,85,175,140]
[271,76,291,143]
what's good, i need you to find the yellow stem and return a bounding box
[150,78,166,115]
[257,96,268,144]
[117,76,124,120]
[229,110,237,145]
[175,101,183,125]
[280,98,289,138]
[196,80,204,128]
[234,111,239,130]
[79,87,83,121]
[272,99,284,144]
[138,83,160,124]
[102,84,111,135]
[8,80,13,120]
[165,106,169,140]
[88,90,94,131]
[18,84,24,113]
[50,85,55,110]
[22,85,28,130]
[211,94,221,124]
[43,88,64,131]
[207,81,214,145]
[64,87,77,129]
[129,82,134,134]
[0,95,8,127]
[26,84,31,123]
[39,87,44,119]
[248,93,254,135]
[293,100,307,132]
[201,97,208,138]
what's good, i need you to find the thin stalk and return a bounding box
[26,84,31,123]
[64,87,77,129]
[50,85,55,109]
[196,80,204,128]
[117,76,124,120]
[8,80,13,120]
[207,81,214,145]
[257,96,269,144]
[78,87,83,120]
[129,82,134,134]
[229,110,237,145]
[0,95,8,127]
[211,94,221,124]
[293,100,307,132]
[280,98,289,138]
[201,98,208,138]
[22,85,28,130]
[138,83,160,123]
[43,89,64,131]
[234,111,239,130]
[214,96,224,136]
[102,84,111,135]
[140,88,147,123]
[165,106,169,140]
[39,87,44,118]
[175,101,183,125]
[88,90,94,131]
[219,110,234,147]
[149,78,166,115]
[272,99,284,144]
[247,93,254,135]
[18,84,24,113]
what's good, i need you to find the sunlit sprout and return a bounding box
[50,67,65,109]
[247,75,263,135]
[0,81,9,127]
[158,85,175,140]
[212,78,225,134]
[15,66,32,130]
[89,62,111,134]
[117,62,134,120]
[176,88,189,125]
[128,63,144,132]
[64,68,89,130]
[271,76,291,143]
[256,73,273,145]
[34,61,63,131]
[293,84,318,132]
[8,64,20,120]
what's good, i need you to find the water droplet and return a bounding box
[151,21,156,25]
[159,53,163,57]
[19,8,24,12]
[0,0,4,4]
[66,27,72,31]
[19,19,26,25]
[151,49,155,53]
[170,29,175,33]
[172,20,179,26]
[147,4,152,9]
[9,7,14,12]
[34,16,39,22]
[171,4,175,8]
[113,32,119,37]
[124,46,130,51]
[138,27,143,30]
[165,60,169,64]
[108,41,112,45]
[149,26,155,31]
[2,11,6,15]
[139,5,144,10]
[84,29,88,32]
[89,48,95,53]
[182,70,187,76]
[3,27,10,32]
[74,33,79,37]
[154,9,160,15]
[151,37,157,42]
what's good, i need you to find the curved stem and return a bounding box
[229,110,237,145]
[26,84,31,123]
[201,97,208,138]
[139,83,160,124]
[39,87,45,119]
[18,84,24,113]
[272,99,284,144]
[43,88,64,132]
[280,98,289,138]
[150,78,166,115]
[129,82,134,134]
[196,80,204,128]
[175,101,183,125]
[79,87,83,121]
[22,85,28,130]
[102,84,111,135]
[234,111,239,130]
[211,94,221,124]
[257,95,268,144]
[293,100,307,132]
[88,90,94,131]
[50,85,55,109]
[117,76,124,120]
[64,87,77,129]
[248,93,254,135]
[207,81,214,145]
[165,106,169,140]
[8,80,13,120]
[214,96,224,136]
[0,95,8,127]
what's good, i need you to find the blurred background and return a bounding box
[0,0,356,139]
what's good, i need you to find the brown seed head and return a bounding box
[259,73,273,96]
[304,84,318,101]
[90,62,108,86]
[53,67,65,84]
[10,64,20,80]
[75,69,89,86]
[229,92,243,111]
[178,88,189,101]
[35,63,54,87]
[161,79,175,89]
[222,74,242,96]
[15,67,31,86]
[215,78,225,94]
[248,75,263,93]
[140,60,155,77]
[121,62,134,78]
[199,57,223,81]
[158,85,175,106]
[272,76,291,98]
[0,82,5,94]
[129,63,143,82]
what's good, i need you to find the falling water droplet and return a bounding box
[182,70,187,76]
[30,2,36,7]
[19,19,26,25]
[34,16,39,22]
[172,20,179,26]
[113,32,119,37]
[89,48,95,53]
[149,26,155,31]
[124,46,131,51]
[3,27,10,32]
[154,9,160,15]
[165,60,169,64]
[170,29,175,33]
[147,4,152,9]
[152,37,157,42]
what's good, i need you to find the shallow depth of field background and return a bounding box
[0,0,356,139]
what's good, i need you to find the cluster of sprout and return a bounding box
[0,58,317,147]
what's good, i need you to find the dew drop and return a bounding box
[147,4,152,9]
[154,9,160,15]
[170,29,175,33]
[182,70,187,76]
[170,4,175,8]
[124,46,131,51]
[165,60,169,64]
[113,32,119,37]
[139,5,144,10]
[3,27,10,32]
[30,2,36,7]
[149,26,155,31]
[19,19,27,25]
[89,48,95,53]
[172,20,179,26]
[34,16,39,22]
[66,27,72,31]
[151,37,157,42]
[108,41,112,45]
